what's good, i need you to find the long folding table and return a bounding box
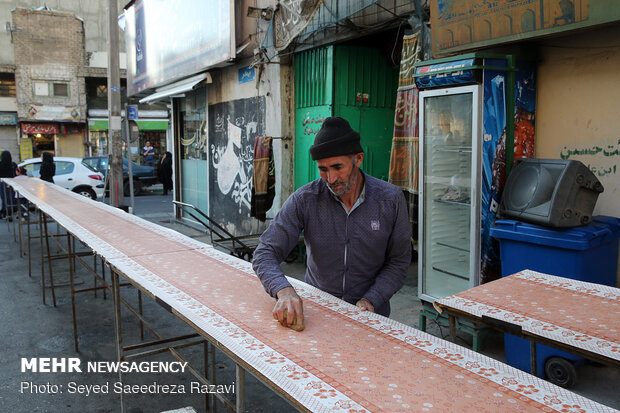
[434,269,619,381]
[3,177,616,412]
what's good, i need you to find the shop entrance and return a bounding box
[30,133,55,157]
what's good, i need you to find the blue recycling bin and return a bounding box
[490,216,620,386]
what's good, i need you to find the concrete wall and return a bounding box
[535,25,620,217]
[535,24,620,285]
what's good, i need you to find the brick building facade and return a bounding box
[12,8,87,158]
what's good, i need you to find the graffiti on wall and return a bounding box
[209,96,265,234]
[560,138,620,177]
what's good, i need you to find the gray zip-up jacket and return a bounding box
[252,172,411,317]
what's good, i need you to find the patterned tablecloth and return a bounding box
[436,270,620,364]
[4,178,617,412]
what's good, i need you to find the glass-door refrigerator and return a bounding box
[415,54,537,303]
[418,85,482,302]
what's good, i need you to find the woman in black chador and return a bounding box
[159,151,173,196]
[39,152,55,183]
[0,150,16,219]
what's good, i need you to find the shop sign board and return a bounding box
[23,105,81,121]
[124,0,235,96]
[431,0,620,57]
[0,113,17,125]
[19,138,33,161]
[21,123,59,135]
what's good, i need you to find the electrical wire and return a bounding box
[390,21,404,67]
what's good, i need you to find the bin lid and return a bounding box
[490,216,620,250]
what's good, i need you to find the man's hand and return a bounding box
[356,297,375,312]
[274,287,304,331]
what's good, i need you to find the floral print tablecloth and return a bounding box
[5,178,616,413]
[436,270,620,364]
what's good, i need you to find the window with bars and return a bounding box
[0,75,16,97]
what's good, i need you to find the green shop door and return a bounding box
[294,45,398,189]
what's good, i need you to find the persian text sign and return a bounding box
[21,123,59,135]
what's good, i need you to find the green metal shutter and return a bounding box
[294,46,333,189]
[293,45,399,188]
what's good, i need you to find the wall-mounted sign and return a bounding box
[431,0,620,56]
[23,105,81,121]
[19,138,33,160]
[124,0,235,96]
[127,105,139,120]
[21,123,59,135]
[238,67,255,84]
[0,113,17,125]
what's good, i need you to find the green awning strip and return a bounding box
[88,119,169,131]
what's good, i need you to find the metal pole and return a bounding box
[236,364,245,413]
[68,233,79,352]
[11,189,17,242]
[204,341,210,412]
[93,254,98,298]
[3,183,9,232]
[111,269,125,413]
[107,0,124,208]
[18,197,23,257]
[124,104,135,213]
[530,340,538,376]
[102,257,107,300]
[211,344,217,413]
[27,201,32,277]
[138,290,144,340]
[39,209,45,305]
[43,213,57,307]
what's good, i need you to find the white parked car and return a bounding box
[18,156,105,199]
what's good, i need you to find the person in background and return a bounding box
[159,151,173,196]
[143,140,156,167]
[0,150,17,219]
[252,117,411,330]
[39,152,55,183]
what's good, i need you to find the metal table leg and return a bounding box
[68,232,79,352]
[236,364,245,413]
[111,268,125,413]
[42,212,57,307]
[530,340,537,376]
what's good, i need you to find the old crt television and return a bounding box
[499,158,604,228]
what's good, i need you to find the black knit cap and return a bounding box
[309,117,362,161]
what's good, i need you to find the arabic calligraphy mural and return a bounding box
[560,138,620,178]
[209,96,265,235]
[431,0,598,56]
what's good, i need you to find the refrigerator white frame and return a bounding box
[418,84,483,303]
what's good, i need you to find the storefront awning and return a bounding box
[139,72,211,104]
[88,119,169,131]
